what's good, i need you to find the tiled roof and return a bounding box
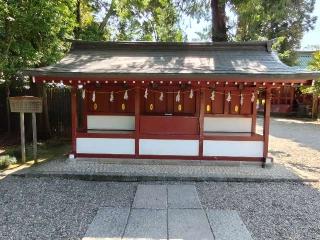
[25,40,319,81]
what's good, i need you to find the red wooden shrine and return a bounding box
[26,40,319,165]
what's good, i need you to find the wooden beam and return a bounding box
[20,112,26,163]
[263,87,271,160]
[32,113,38,163]
[71,85,78,155]
[76,153,264,162]
[223,90,229,114]
[33,75,312,85]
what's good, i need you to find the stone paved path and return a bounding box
[83,184,253,240]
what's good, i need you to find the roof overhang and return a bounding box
[25,40,320,85]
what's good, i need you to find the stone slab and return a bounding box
[168,209,214,240]
[132,184,167,209]
[123,209,167,240]
[13,159,313,183]
[83,207,130,240]
[206,210,253,240]
[167,184,201,209]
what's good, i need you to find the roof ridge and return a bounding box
[68,39,273,52]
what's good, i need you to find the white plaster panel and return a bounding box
[76,138,135,154]
[139,139,199,156]
[204,117,252,132]
[87,115,135,130]
[203,140,263,157]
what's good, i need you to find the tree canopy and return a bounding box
[75,0,183,41]
[0,0,318,131]
[0,0,318,85]
[0,0,184,87]
[0,0,76,86]
[179,0,317,65]
[234,0,317,65]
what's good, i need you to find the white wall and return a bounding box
[76,138,135,154]
[139,139,199,156]
[87,115,135,130]
[204,117,252,132]
[203,140,263,157]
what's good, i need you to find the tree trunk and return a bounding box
[36,83,51,138]
[317,97,320,120]
[312,94,319,119]
[5,84,11,134]
[98,0,115,33]
[74,0,81,39]
[42,84,51,138]
[211,0,228,42]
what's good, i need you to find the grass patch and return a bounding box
[0,155,17,169]
[0,138,71,170]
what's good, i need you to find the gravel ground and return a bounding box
[257,117,320,188]
[0,117,319,240]
[197,181,320,240]
[0,177,319,240]
[0,177,137,240]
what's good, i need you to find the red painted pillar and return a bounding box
[134,86,140,157]
[199,88,205,157]
[251,89,258,133]
[71,85,78,155]
[263,87,271,160]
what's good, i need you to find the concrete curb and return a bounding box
[10,172,319,183]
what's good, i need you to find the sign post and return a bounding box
[9,96,43,163]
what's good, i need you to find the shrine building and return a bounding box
[26,40,319,164]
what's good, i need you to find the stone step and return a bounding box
[132,184,202,210]
[123,209,167,240]
[83,207,130,240]
[82,185,253,240]
[206,209,253,240]
[132,184,167,209]
[168,208,214,240]
[167,184,202,209]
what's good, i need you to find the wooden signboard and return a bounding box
[9,96,43,163]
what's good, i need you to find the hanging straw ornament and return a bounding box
[159,92,164,101]
[251,92,255,102]
[124,90,128,100]
[92,91,96,102]
[110,91,114,102]
[240,93,244,106]
[226,92,231,102]
[189,89,194,99]
[82,89,86,99]
[176,90,181,102]
[144,88,148,99]
[210,90,215,101]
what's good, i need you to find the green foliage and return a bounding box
[79,0,183,42]
[309,51,320,71]
[0,0,183,88]
[0,0,77,87]
[301,51,320,95]
[271,37,298,66]
[233,0,317,65]
[0,155,17,169]
[1,0,316,89]
[79,22,112,41]
[177,0,316,65]
[3,138,71,164]
[174,0,217,41]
